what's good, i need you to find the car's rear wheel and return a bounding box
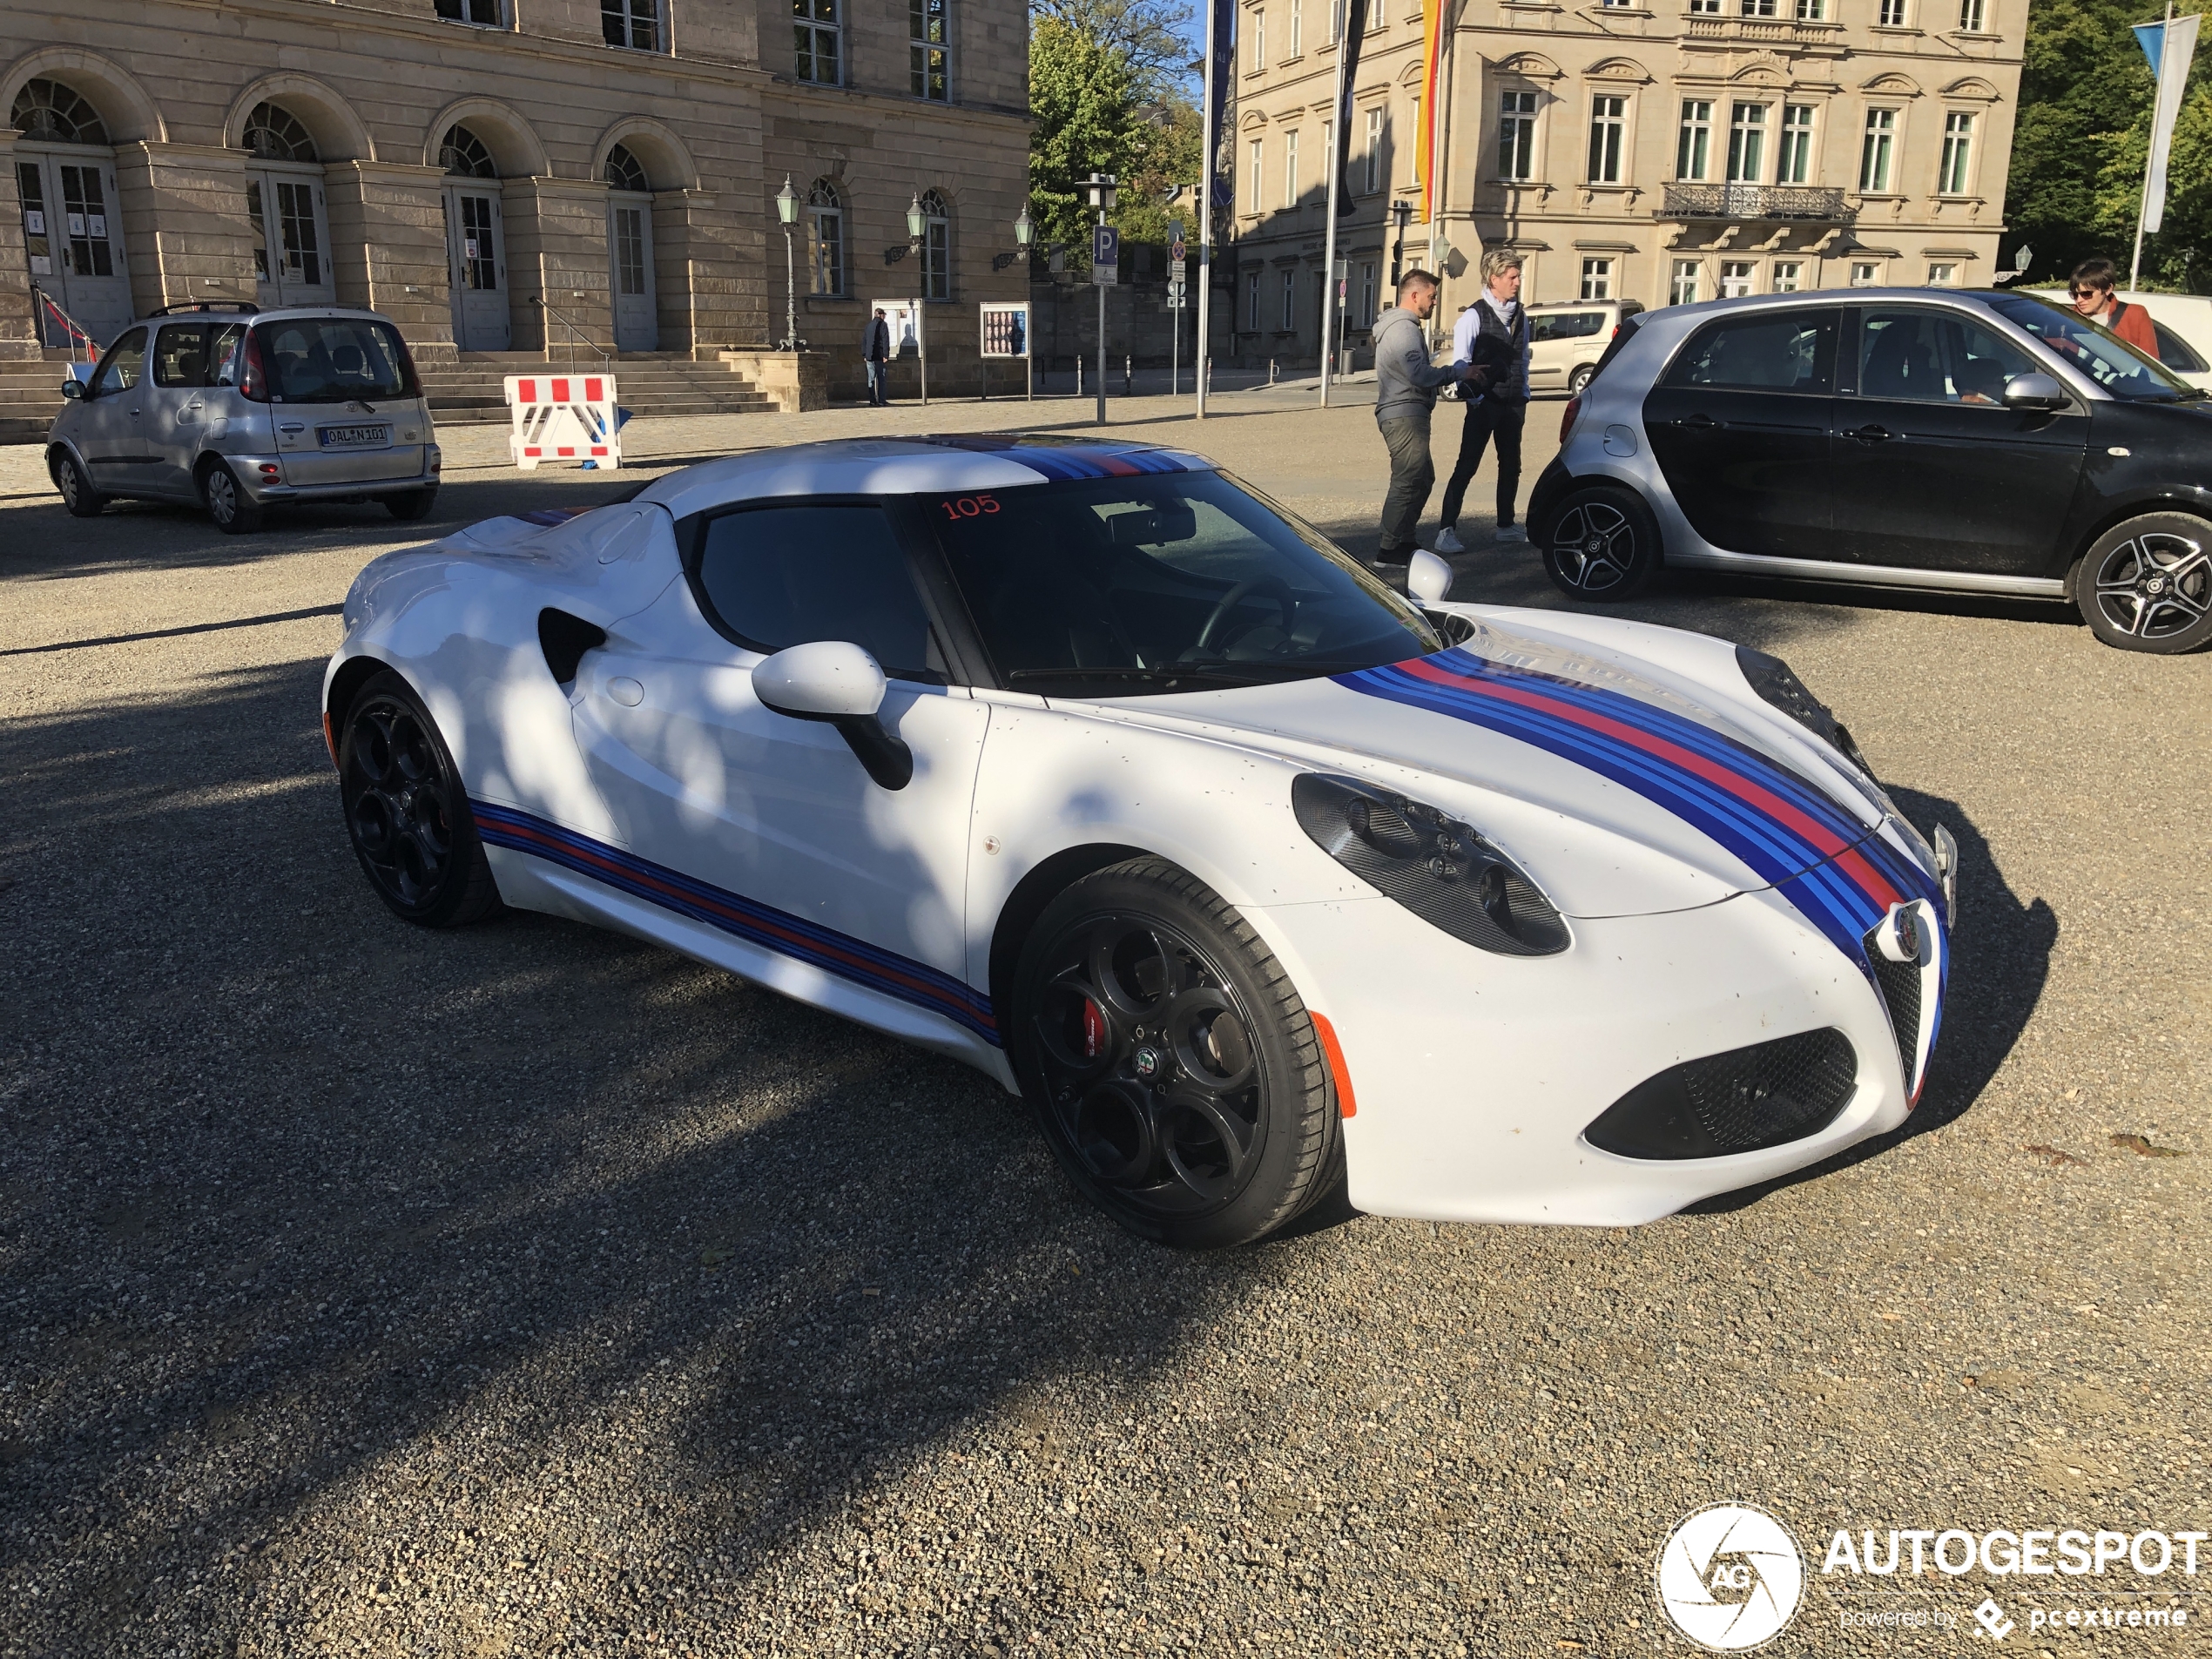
[386,487,438,523]
[339,671,503,927]
[1539,482,1660,602]
[200,459,266,535]
[2071,512,2212,653]
[53,451,105,517]
[1011,858,1342,1248]
[1567,363,1595,396]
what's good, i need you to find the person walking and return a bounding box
[2067,258,2160,359]
[1433,252,1533,552]
[1371,270,1474,564]
[863,307,894,405]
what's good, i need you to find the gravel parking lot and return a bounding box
[3,391,2206,1657]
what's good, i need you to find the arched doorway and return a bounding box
[240,102,336,308]
[439,125,509,351]
[11,78,133,347]
[604,143,656,352]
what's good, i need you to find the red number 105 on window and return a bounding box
[939,494,1001,521]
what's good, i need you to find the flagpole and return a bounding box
[2134,0,2173,292]
[1197,0,1217,420]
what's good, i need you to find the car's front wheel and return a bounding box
[200,460,266,535]
[339,671,503,927]
[2071,512,2212,653]
[54,451,105,517]
[1539,482,1661,602]
[1011,858,1342,1248]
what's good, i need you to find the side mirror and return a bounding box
[60,377,85,400]
[2002,372,2068,413]
[1407,548,1453,604]
[752,641,913,790]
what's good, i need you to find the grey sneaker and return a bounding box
[1495,524,1529,545]
[1433,526,1467,554]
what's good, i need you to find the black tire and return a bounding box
[53,450,105,517]
[200,459,266,535]
[2070,512,2212,653]
[1567,363,1595,397]
[1010,858,1341,1248]
[386,487,438,523]
[1538,482,1662,603]
[338,671,503,927]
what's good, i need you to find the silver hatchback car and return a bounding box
[47,302,441,533]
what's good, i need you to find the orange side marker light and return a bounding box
[1311,1011,1357,1119]
[322,709,338,769]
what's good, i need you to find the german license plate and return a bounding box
[319,424,390,448]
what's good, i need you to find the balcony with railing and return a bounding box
[1660,183,1851,222]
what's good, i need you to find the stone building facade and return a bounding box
[1227,0,2023,366]
[2,0,1032,379]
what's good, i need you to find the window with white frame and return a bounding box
[1850,260,1879,286]
[1939,111,1973,193]
[1331,0,1343,42]
[1253,9,1265,69]
[1721,260,1756,298]
[1796,0,1825,17]
[1499,91,1536,180]
[1742,0,1777,16]
[1600,0,1632,8]
[1284,128,1299,207]
[1279,268,1296,330]
[1689,0,1722,12]
[1878,0,1905,24]
[1778,105,1815,184]
[1249,138,1264,210]
[1670,260,1702,305]
[1677,100,1713,181]
[1246,268,1261,327]
[1359,260,1378,326]
[1581,257,1614,300]
[1728,102,1767,182]
[602,0,659,50]
[1291,0,1303,54]
[795,0,840,84]
[1859,109,1897,192]
[1927,261,1959,286]
[1365,108,1385,192]
[1771,260,1802,291]
[435,0,502,23]
[1588,95,1627,184]
[806,179,845,294]
[918,187,950,298]
[1958,0,1984,29]
[911,0,949,100]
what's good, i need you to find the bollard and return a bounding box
[1123,355,1133,396]
[1076,356,1083,399]
[1269,358,1278,385]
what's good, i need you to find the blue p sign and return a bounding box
[1093,224,1120,285]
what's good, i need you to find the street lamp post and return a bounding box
[1084,172,1117,427]
[773,176,805,352]
[906,193,930,406]
[1014,204,1035,401]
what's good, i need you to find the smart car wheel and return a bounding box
[199,459,266,535]
[1540,484,1660,603]
[2071,512,2212,654]
[54,452,105,518]
[1012,858,1341,1248]
[339,671,503,927]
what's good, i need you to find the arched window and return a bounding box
[439,125,496,178]
[604,142,650,193]
[11,79,109,145]
[919,187,949,300]
[806,179,844,296]
[243,103,318,163]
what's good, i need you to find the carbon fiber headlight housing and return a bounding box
[1291,772,1569,956]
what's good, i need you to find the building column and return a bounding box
[0,133,37,359]
[111,142,257,315]
[650,187,716,357]
[324,161,455,356]
[502,176,617,356]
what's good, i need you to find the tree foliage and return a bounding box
[2006,0,2212,290]
[1030,0,1197,101]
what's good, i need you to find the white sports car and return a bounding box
[324,435,1956,1247]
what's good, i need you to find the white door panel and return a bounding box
[16,150,132,348]
[444,186,510,352]
[608,196,657,353]
[249,170,337,309]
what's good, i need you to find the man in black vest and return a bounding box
[1434,252,1532,551]
[863,308,893,406]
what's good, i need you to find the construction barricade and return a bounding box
[504,374,622,470]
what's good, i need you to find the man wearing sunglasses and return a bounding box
[2067,258,2161,360]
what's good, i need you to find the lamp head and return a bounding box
[774,175,798,226]
[1014,202,1034,247]
[906,194,926,240]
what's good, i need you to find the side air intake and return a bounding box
[1581,1028,1858,1161]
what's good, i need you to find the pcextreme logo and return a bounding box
[1656,1503,1808,1652]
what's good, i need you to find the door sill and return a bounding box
[1669,548,2067,597]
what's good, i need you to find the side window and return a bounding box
[1858,308,2035,403]
[206,321,248,386]
[693,503,943,683]
[152,324,208,388]
[1663,310,1838,392]
[93,327,147,395]
[2150,319,2209,374]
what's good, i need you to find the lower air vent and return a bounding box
[1865,934,1923,1091]
[1582,1028,1859,1161]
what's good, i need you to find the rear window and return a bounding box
[2151,319,2210,374]
[1663,309,1839,393]
[251,317,417,402]
[1531,311,1608,343]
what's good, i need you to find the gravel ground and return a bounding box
[2,394,2206,1657]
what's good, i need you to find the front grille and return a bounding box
[1865,928,1923,1092]
[1582,1028,1859,1161]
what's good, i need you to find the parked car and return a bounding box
[1527,288,2212,653]
[1526,299,1644,396]
[325,434,1953,1247]
[2025,287,2212,388]
[46,302,440,533]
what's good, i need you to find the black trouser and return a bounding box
[1377,414,1434,556]
[1438,395,1527,530]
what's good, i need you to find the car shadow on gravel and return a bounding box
[0,656,1326,1649]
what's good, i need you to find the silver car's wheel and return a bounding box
[1567,364,1595,396]
[1541,485,1659,603]
[54,451,105,518]
[200,461,265,535]
[2073,514,2212,654]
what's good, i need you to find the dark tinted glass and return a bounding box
[254,318,414,402]
[924,469,1437,697]
[1665,309,1837,392]
[1856,307,2036,403]
[693,503,942,682]
[152,323,207,388]
[1987,293,2199,401]
[93,327,145,395]
[2150,319,2209,374]
[1531,311,1606,342]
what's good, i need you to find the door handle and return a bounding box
[1677,413,1718,429]
[185,400,204,410]
[1850,423,1893,442]
[280,422,305,435]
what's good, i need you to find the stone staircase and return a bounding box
[0,352,84,447]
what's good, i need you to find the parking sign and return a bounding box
[1169,220,1185,264]
[1093,224,1119,285]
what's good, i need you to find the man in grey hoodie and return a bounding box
[1370,269,1475,563]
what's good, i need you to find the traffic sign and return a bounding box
[1169,220,1186,264]
[1093,224,1120,285]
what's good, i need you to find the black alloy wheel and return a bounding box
[339,671,503,927]
[1540,483,1659,603]
[200,459,266,535]
[2072,512,2212,654]
[1013,859,1341,1248]
[54,451,105,517]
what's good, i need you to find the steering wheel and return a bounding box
[1194,575,1298,654]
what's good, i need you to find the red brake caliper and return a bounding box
[1082,999,1107,1062]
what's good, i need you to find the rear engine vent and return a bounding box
[538,608,606,689]
[1582,1028,1858,1161]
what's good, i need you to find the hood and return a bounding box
[1062,610,1928,924]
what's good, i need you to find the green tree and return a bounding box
[1028,14,1201,267]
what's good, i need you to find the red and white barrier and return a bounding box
[504,374,621,470]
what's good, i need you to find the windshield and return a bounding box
[244,317,417,403]
[922,469,1439,696]
[1986,293,2202,401]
